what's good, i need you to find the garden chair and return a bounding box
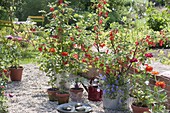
[28,16,44,26]
[0,20,14,28]
[0,20,14,36]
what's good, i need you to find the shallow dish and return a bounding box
[57,102,92,113]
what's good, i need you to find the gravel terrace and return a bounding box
[6,64,106,113]
[6,58,170,113]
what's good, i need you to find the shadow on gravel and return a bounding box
[35,100,59,112]
[31,93,47,98]
[7,81,23,90]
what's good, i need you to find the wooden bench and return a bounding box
[28,16,44,26]
[0,20,13,28]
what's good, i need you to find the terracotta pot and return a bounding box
[131,104,150,113]
[69,88,83,102]
[9,66,23,81]
[47,88,58,101]
[56,92,69,104]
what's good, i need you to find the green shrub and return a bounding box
[147,8,168,31]
[0,77,8,113]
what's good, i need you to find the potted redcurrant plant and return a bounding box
[80,0,153,110]
[38,0,89,104]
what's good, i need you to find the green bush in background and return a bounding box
[0,0,13,20]
[147,7,169,31]
[14,0,55,21]
[0,0,148,24]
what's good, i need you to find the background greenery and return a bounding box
[0,0,169,65]
[0,0,153,22]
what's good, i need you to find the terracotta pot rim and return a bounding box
[131,103,150,113]
[131,103,149,109]
[56,93,69,97]
[47,88,59,94]
[9,66,23,70]
[47,88,59,91]
[70,87,84,91]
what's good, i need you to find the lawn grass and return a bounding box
[21,50,39,64]
[20,45,39,64]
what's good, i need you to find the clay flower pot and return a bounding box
[9,66,23,81]
[69,88,84,102]
[56,92,69,104]
[47,88,59,101]
[131,104,150,113]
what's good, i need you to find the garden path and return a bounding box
[6,64,105,113]
[6,59,170,113]
[151,49,170,76]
